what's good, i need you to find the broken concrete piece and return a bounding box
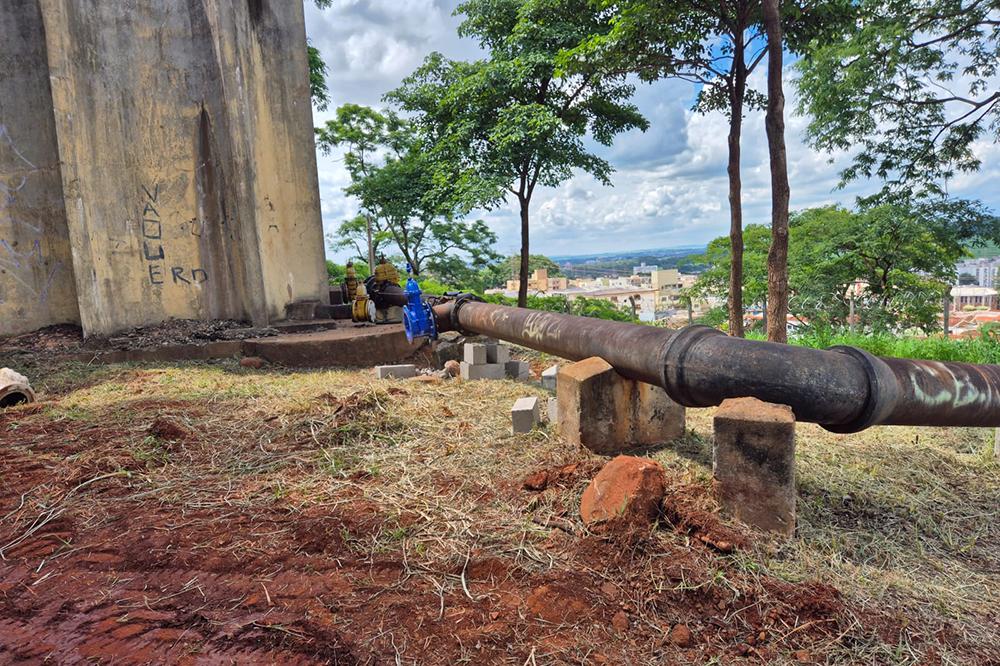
[541,365,559,390]
[464,343,488,365]
[460,362,505,380]
[547,397,559,423]
[713,397,796,536]
[557,357,684,455]
[512,397,540,434]
[0,368,35,407]
[580,455,666,528]
[487,344,511,364]
[505,360,530,380]
[375,364,417,380]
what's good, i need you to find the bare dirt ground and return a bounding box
[0,358,998,664]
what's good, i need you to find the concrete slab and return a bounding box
[488,344,511,364]
[244,324,425,368]
[460,361,505,380]
[464,343,488,365]
[512,397,540,433]
[541,365,559,390]
[376,364,416,379]
[505,360,530,380]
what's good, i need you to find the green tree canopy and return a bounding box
[317,104,501,276]
[797,0,999,200]
[387,0,647,306]
[561,0,851,336]
[693,202,1000,332]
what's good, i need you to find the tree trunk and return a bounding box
[518,198,530,308]
[727,68,747,337]
[764,0,790,344]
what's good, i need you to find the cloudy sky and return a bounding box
[303,1,1000,261]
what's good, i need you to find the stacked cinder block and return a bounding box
[460,342,526,380]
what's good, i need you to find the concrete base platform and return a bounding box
[64,324,425,368]
[244,324,425,368]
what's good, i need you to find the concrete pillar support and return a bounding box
[713,397,796,536]
[556,356,685,455]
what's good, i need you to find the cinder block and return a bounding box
[464,343,488,365]
[541,365,559,390]
[460,361,505,380]
[512,397,540,434]
[488,344,511,364]
[713,397,796,536]
[556,356,685,455]
[505,360,530,380]
[376,364,416,380]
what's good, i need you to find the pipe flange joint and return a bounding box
[450,293,483,337]
[823,345,899,433]
[659,325,725,408]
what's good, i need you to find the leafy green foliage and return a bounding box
[797,0,1000,199]
[693,203,1000,332]
[326,260,371,285]
[483,293,637,322]
[308,43,330,111]
[753,328,1000,365]
[316,104,501,276]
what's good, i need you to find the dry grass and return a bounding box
[3,355,999,664]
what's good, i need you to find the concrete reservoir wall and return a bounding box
[0,0,327,337]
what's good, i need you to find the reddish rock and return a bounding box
[580,455,666,527]
[611,611,629,632]
[240,356,265,369]
[668,624,694,647]
[443,360,461,377]
[522,470,549,491]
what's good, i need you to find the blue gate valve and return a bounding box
[402,267,437,343]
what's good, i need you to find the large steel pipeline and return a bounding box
[430,300,1000,432]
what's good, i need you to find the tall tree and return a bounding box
[565,0,850,336]
[388,0,647,307]
[763,0,790,342]
[797,0,999,199]
[317,104,501,276]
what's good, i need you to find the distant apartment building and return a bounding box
[955,258,1000,287]
[632,262,658,274]
[950,286,997,311]
[506,269,569,294]
[650,269,683,310]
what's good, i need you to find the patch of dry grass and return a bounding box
[4,356,999,663]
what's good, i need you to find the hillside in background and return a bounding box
[552,245,707,278]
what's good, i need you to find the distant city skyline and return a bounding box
[304,1,1000,262]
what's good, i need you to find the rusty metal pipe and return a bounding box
[432,301,1000,432]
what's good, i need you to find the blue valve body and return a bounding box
[402,277,437,343]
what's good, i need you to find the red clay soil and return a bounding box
[0,399,972,665]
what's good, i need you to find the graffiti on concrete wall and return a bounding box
[140,181,210,287]
[0,124,63,306]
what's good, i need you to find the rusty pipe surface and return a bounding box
[432,300,1000,432]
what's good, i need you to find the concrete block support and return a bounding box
[556,356,685,455]
[460,361,505,380]
[511,397,540,434]
[464,343,487,365]
[713,397,796,536]
[376,364,416,380]
[547,397,559,423]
